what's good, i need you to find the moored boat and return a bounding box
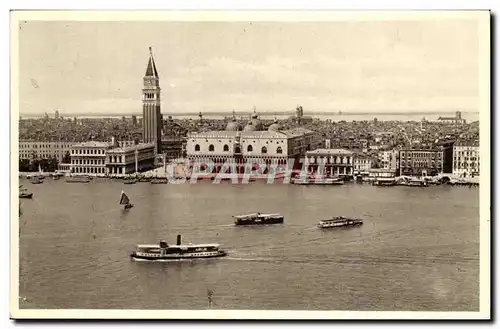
[318,216,363,229]
[291,177,310,185]
[151,178,168,184]
[130,234,227,261]
[19,186,33,199]
[30,177,43,184]
[65,175,91,183]
[310,177,344,185]
[233,212,284,226]
[374,178,397,186]
[123,178,137,185]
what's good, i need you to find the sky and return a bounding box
[17,18,481,115]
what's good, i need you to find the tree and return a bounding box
[19,159,30,172]
[62,151,71,164]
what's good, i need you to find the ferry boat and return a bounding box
[233,213,284,226]
[130,235,227,261]
[318,216,363,229]
[65,176,91,183]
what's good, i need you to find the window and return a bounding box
[247,145,253,152]
[277,146,283,154]
[208,144,215,152]
[261,146,267,154]
[195,144,200,152]
[223,144,229,152]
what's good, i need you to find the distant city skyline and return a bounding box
[18,18,480,115]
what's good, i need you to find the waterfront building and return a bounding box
[380,150,400,171]
[70,138,155,176]
[453,141,480,177]
[186,117,321,173]
[399,149,443,177]
[106,143,156,175]
[305,149,354,177]
[70,141,111,175]
[353,154,372,176]
[19,141,74,163]
[142,47,162,154]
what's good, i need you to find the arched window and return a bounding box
[235,146,241,154]
[194,144,200,152]
[209,144,215,152]
[277,146,283,154]
[247,145,253,152]
[223,144,229,152]
[261,146,267,154]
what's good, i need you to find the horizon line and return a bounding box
[19,110,478,118]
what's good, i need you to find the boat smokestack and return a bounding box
[177,234,181,245]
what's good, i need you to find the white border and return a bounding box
[6,5,493,323]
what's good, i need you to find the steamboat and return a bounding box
[318,216,363,229]
[233,213,284,226]
[130,235,227,261]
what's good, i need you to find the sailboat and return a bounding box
[119,190,134,210]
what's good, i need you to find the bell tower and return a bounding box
[142,46,162,154]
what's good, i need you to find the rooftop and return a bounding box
[71,141,111,148]
[188,130,307,139]
[306,148,353,155]
[107,143,155,153]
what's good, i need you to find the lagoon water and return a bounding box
[18,178,479,311]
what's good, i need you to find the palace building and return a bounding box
[186,114,322,173]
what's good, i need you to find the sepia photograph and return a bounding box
[10,10,490,320]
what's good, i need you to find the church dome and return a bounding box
[226,118,241,131]
[243,121,257,132]
[268,119,282,132]
[250,116,262,130]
